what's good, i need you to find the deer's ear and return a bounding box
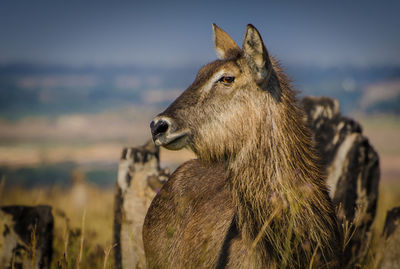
[212,24,240,60]
[242,24,273,87]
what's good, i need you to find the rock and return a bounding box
[0,205,53,269]
[301,96,380,267]
[380,207,400,269]
[113,141,169,269]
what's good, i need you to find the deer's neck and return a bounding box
[227,92,336,266]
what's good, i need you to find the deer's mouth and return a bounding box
[154,130,190,150]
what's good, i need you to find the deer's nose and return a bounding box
[150,119,170,138]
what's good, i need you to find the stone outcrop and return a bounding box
[113,141,169,269]
[379,207,400,269]
[301,96,380,267]
[0,205,53,269]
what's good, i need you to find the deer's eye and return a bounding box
[218,76,235,85]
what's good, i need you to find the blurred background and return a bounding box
[0,0,399,266]
[1,0,399,188]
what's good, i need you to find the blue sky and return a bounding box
[1,0,399,67]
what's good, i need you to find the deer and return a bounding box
[143,24,342,268]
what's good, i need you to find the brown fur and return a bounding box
[143,24,342,268]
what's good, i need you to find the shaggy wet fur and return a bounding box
[143,25,342,268]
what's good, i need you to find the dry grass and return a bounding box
[374,182,400,236]
[0,184,115,269]
[1,178,399,268]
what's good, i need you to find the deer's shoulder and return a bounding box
[143,159,236,268]
[150,159,229,213]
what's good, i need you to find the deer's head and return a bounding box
[150,24,281,161]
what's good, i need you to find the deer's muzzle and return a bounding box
[150,117,190,150]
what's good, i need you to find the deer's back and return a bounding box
[143,159,247,268]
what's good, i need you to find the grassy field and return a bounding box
[0,181,115,268]
[0,175,399,268]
